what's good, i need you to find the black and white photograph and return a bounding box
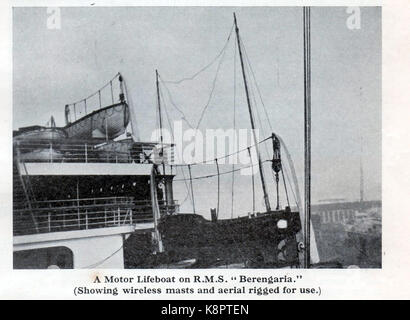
[11,6,383,271]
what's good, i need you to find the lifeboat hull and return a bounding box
[65,103,129,140]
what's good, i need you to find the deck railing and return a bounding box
[14,140,175,164]
[13,197,179,236]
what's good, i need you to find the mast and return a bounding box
[156,70,164,152]
[156,70,168,209]
[303,6,311,268]
[233,13,271,213]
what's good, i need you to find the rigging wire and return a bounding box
[122,75,141,139]
[245,55,272,163]
[215,159,220,219]
[173,159,269,182]
[187,164,196,214]
[277,133,302,211]
[155,21,301,217]
[157,21,268,221]
[67,72,121,106]
[158,79,195,129]
[158,84,193,208]
[194,39,230,130]
[169,135,272,167]
[284,164,299,210]
[161,23,235,85]
[80,243,124,269]
[240,37,275,165]
[281,168,291,208]
[240,37,274,175]
[241,39,274,132]
[241,37,303,213]
[158,22,234,142]
[237,37,279,209]
[157,23,234,129]
[247,147,255,214]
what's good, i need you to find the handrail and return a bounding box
[14,140,175,165]
[30,197,178,205]
[32,196,135,204]
[13,196,179,236]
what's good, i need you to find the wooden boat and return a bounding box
[160,209,301,267]
[124,209,301,268]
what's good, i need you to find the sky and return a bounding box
[13,7,381,218]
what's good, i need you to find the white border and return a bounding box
[1,0,410,300]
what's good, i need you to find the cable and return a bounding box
[159,23,233,137]
[161,23,234,85]
[281,167,291,208]
[170,135,272,167]
[194,40,229,130]
[158,84,192,208]
[173,160,269,182]
[241,39,274,132]
[67,72,120,106]
[248,147,255,214]
[284,165,299,210]
[241,37,273,169]
[80,243,124,269]
[215,159,220,219]
[188,164,196,214]
[158,79,195,129]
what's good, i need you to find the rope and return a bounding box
[170,135,272,167]
[284,165,299,210]
[241,37,273,186]
[173,160,270,182]
[238,38,301,215]
[159,32,231,137]
[122,74,141,139]
[65,73,122,123]
[215,159,220,219]
[158,79,194,129]
[194,40,229,130]
[188,164,196,214]
[241,39,274,132]
[173,159,269,182]
[158,84,192,208]
[281,168,291,208]
[247,147,255,214]
[158,23,233,137]
[278,134,302,211]
[161,23,234,85]
[80,243,124,269]
[67,72,120,106]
